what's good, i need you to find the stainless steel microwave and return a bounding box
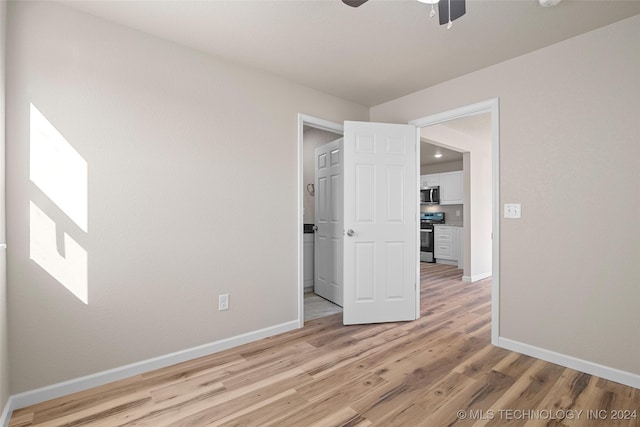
[420,186,440,205]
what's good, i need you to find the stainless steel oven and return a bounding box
[420,224,434,262]
[420,212,445,263]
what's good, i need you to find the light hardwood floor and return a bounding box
[10,264,639,426]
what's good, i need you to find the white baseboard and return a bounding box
[1,396,15,427]
[462,271,492,283]
[497,337,640,390]
[7,320,299,414]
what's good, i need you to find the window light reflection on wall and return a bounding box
[29,103,89,304]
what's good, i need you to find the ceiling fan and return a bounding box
[342,0,466,29]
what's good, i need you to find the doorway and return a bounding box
[410,98,500,344]
[419,113,492,280]
[297,114,343,326]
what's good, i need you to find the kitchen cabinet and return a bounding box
[434,225,459,265]
[420,174,439,188]
[420,171,463,205]
[303,233,314,291]
[439,171,463,205]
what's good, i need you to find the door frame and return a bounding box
[297,114,343,328]
[409,97,500,345]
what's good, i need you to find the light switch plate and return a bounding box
[218,294,229,311]
[504,203,521,219]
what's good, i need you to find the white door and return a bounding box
[343,121,418,325]
[314,138,344,306]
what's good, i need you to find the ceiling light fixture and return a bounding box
[434,153,443,158]
[416,0,465,29]
[539,0,562,7]
[344,0,466,29]
[417,0,439,18]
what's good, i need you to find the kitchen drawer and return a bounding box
[434,227,454,242]
[435,242,454,259]
[435,232,454,242]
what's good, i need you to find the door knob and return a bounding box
[345,229,355,237]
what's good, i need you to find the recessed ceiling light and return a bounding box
[539,0,562,6]
[434,153,443,158]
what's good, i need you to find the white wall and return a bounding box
[0,0,9,416]
[5,1,368,393]
[371,15,640,378]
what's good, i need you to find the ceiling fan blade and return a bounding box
[342,0,369,7]
[438,0,466,25]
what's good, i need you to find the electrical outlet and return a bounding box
[504,203,522,219]
[218,294,229,311]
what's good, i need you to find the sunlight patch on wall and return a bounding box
[30,202,88,304]
[30,104,87,232]
[29,103,89,304]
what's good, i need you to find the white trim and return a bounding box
[409,97,500,345]
[462,272,492,283]
[490,101,501,346]
[297,114,343,328]
[1,396,15,427]
[409,99,497,128]
[498,337,640,390]
[415,128,421,319]
[299,114,344,135]
[8,320,298,411]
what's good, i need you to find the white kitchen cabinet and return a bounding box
[420,174,439,188]
[303,233,314,291]
[439,171,464,205]
[420,171,463,204]
[420,175,428,188]
[434,225,460,266]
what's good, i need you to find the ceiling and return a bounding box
[420,141,463,166]
[420,112,491,165]
[60,0,640,107]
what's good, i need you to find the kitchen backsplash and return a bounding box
[421,204,463,226]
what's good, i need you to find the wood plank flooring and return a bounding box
[10,264,640,426]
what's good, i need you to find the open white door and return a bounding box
[343,121,418,325]
[314,138,344,306]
